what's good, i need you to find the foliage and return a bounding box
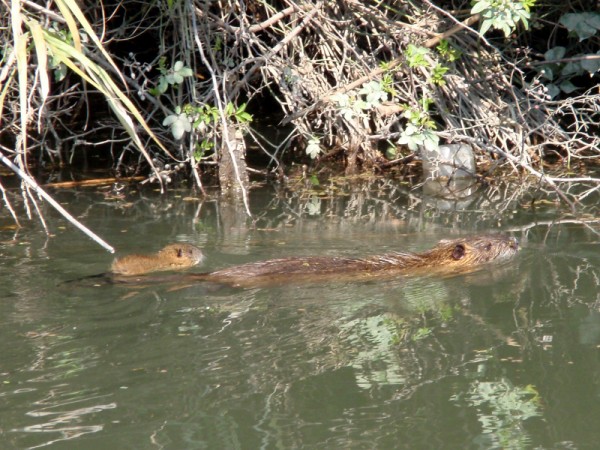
[406,44,430,68]
[357,81,388,110]
[151,59,194,95]
[560,12,600,41]
[536,12,600,99]
[436,39,461,62]
[1,0,599,221]
[471,0,533,36]
[305,137,322,159]
[162,106,191,140]
[453,379,542,448]
[397,100,439,152]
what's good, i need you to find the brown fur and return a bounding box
[111,243,204,276]
[191,235,519,287]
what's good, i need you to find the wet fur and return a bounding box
[110,243,204,276]
[190,235,519,287]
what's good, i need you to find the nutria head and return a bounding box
[427,235,519,267]
[111,243,205,276]
[157,243,205,267]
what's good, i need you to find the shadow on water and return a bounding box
[0,181,599,448]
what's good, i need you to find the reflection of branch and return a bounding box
[0,151,115,253]
[488,146,577,213]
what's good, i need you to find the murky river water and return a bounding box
[1,180,599,449]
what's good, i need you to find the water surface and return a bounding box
[1,183,599,449]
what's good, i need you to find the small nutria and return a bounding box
[111,243,205,276]
[191,235,518,287]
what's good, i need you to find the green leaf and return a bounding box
[546,83,560,99]
[539,66,554,81]
[561,61,582,76]
[406,45,430,68]
[471,0,491,15]
[580,52,600,73]
[163,113,191,140]
[386,146,398,159]
[559,80,578,94]
[480,19,493,36]
[331,93,351,108]
[422,130,439,152]
[560,13,600,41]
[544,46,566,61]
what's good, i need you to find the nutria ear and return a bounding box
[452,244,466,260]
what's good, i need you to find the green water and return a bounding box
[1,183,599,449]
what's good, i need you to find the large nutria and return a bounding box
[191,235,519,288]
[110,243,204,276]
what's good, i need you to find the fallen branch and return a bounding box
[0,151,115,253]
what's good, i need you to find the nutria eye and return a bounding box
[452,244,466,260]
[177,249,183,258]
[484,243,492,252]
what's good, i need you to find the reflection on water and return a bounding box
[0,185,599,448]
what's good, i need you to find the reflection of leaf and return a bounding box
[305,197,321,215]
[452,378,542,449]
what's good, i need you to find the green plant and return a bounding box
[431,64,449,86]
[537,12,600,99]
[356,80,388,109]
[162,106,191,140]
[165,102,252,141]
[436,39,461,62]
[471,0,533,36]
[406,44,452,86]
[398,99,439,152]
[560,12,600,42]
[193,139,214,162]
[381,72,397,98]
[225,101,252,124]
[305,136,321,159]
[152,59,194,95]
[406,44,430,68]
[331,80,389,119]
